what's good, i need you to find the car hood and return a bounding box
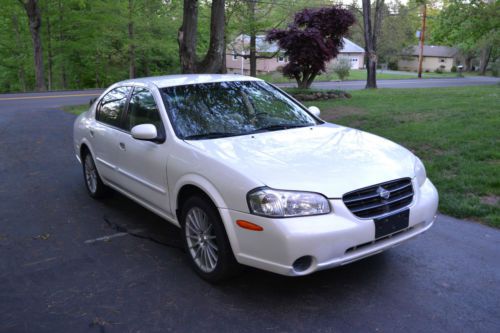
[186,124,417,198]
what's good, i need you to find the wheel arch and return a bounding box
[173,175,228,221]
[173,176,241,256]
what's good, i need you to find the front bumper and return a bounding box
[221,178,438,276]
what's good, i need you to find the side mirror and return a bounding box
[131,124,158,141]
[308,106,321,117]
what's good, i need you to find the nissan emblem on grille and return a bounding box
[377,186,391,199]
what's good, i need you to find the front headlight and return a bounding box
[247,187,331,218]
[414,157,427,187]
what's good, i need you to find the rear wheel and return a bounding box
[181,196,239,283]
[82,152,108,198]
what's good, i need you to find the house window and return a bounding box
[278,55,285,63]
[440,59,445,63]
[232,53,238,60]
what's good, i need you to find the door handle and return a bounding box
[119,142,126,151]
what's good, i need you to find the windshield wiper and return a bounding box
[183,132,239,140]
[250,124,311,133]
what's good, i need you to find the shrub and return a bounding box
[491,61,499,77]
[388,60,398,70]
[434,68,443,74]
[451,65,457,73]
[331,57,351,81]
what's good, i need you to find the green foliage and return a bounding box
[0,2,35,92]
[431,0,499,57]
[0,0,183,93]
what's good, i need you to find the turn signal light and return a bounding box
[236,220,263,231]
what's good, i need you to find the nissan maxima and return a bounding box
[73,74,438,282]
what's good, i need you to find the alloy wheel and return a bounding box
[185,207,219,273]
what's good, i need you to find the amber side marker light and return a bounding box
[236,220,264,231]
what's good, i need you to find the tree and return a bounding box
[431,0,499,74]
[362,0,384,89]
[266,6,355,89]
[18,0,46,91]
[178,0,226,73]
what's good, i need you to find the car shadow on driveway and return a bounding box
[97,188,393,291]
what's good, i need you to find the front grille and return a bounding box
[343,178,414,219]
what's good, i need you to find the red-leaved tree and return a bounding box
[266,6,355,89]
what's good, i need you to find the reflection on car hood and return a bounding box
[186,123,417,198]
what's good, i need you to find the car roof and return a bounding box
[116,74,263,89]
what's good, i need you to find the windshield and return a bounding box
[160,81,319,140]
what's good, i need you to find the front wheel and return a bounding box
[181,196,239,283]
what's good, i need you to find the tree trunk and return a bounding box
[295,70,317,89]
[463,55,472,72]
[417,4,427,79]
[178,0,226,74]
[362,0,376,89]
[21,0,46,91]
[12,14,27,92]
[479,45,492,75]
[197,0,226,73]
[143,50,150,77]
[128,0,136,79]
[248,0,257,77]
[58,0,67,89]
[46,2,53,91]
[250,34,257,77]
[178,0,198,73]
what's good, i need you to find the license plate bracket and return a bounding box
[374,209,409,239]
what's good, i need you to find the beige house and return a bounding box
[226,34,365,74]
[398,45,458,72]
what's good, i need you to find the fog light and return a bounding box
[292,256,313,273]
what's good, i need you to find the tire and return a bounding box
[181,196,240,283]
[82,151,108,199]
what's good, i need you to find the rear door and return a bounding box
[90,86,132,185]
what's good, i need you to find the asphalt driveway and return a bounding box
[0,95,499,332]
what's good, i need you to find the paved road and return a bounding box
[0,92,499,332]
[276,76,500,90]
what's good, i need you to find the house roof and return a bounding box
[229,34,364,54]
[403,45,458,58]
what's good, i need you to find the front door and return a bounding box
[113,87,171,215]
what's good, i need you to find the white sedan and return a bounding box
[73,74,438,282]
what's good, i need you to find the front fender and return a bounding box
[171,174,243,255]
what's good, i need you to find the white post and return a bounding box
[241,52,244,75]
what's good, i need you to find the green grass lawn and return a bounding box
[62,104,89,115]
[258,69,460,83]
[302,85,500,227]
